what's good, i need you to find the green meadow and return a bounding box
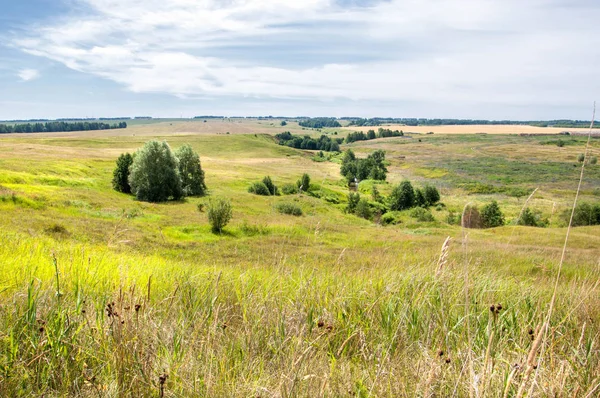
[0,120,599,397]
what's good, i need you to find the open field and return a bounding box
[343,124,600,135]
[1,122,599,397]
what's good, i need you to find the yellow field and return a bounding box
[343,124,600,135]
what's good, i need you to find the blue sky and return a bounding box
[1,0,600,120]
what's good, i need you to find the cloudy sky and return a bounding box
[1,0,599,120]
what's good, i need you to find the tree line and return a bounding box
[0,121,127,134]
[345,128,404,144]
[298,118,341,128]
[275,132,342,151]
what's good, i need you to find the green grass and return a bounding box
[0,124,599,396]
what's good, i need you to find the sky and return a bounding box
[1,0,600,120]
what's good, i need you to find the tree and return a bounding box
[389,181,415,211]
[517,207,548,227]
[578,153,585,163]
[346,192,360,213]
[280,121,287,126]
[414,188,426,207]
[297,173,311,192]
[371,185,383,203]
[481,200,505,228]
[129,140,183,202]
[591,156,598,165]
[206,197,233,233]
[175,144,206,196]
[340,150,358,182]
[423,185,440,206]
[112,153,133,193]
[262,176,278,195]
[355,198,372,220]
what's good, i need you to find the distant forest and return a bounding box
[0,121,127,134]
[344,118,595,128]
[299,118,341,128]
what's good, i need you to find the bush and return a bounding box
[389,181,415,211]
[409,207,435,222]
[206,197,233,233]
[297,173,311,192]
[281,183,299,195]
[262,176,278,195]
[564,202,600,226]
[446,211,461,225]
[355,198,372,220]
[346,192,360,213]
[414,188,426,207]
[517,207,548,227]
[591,156,598,165]
[578,153,585,163]
[481,200,505,228]
[112,152,133,193]
[381,212,400,225]
[276,202,303,216]
[423,185,440,206]
[175,144,206,196]
[129,140,183,202]
[248,182,271,196]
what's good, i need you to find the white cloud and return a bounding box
[10,0,600,116]
[17,68,41,82]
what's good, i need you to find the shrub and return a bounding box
[557,139,565,147]
[355,198,372,220]
[517,207,548,227]
[371,185,383,203]
[175,144,206,196]
[297,173,311,192]
[112,153,133,193]
[346,192,360,213]
[446,211,461,225]
[423,185,440,206]
[280,121,287,126]
[414,188,426,207]
[281,183,299,195]
[481,200,505,228]
[262,176,278,195]
[389,181,415,211]
[248,182,270,196]
[129,140,183,202]
[409,207,434,222]
[381,212,400,225]
[564,202,600,226]
[578,153,585,163]
[591,156,598,165]
[206,197,232,233]
[276,202,303,216]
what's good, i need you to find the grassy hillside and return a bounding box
[0,122,599,397]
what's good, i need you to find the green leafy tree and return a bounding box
[262,176,278,195]
[280,121,287,126]
[175,144,206,196]
[346,192,360,213]
[481,200,505,228]
[129,140,183,202]
[371,185,383,203]
[112,153,133,193]
[423,185,440,206]
[297,173,311,192]
[206,197,233,233]
[578,153,585,163]
[389,181,415,211]
[340,150,358,182]
[414,188,426,207]
[355,198,372,220]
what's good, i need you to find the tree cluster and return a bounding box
[298,118,341,129]
[112,141,206,202]
[0,121,127,134]
[340,149,388,182]
[345,128,403,144]
[275,132,341,152]
[563,202,600,226]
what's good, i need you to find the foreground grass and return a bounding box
[1,232,599,397]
